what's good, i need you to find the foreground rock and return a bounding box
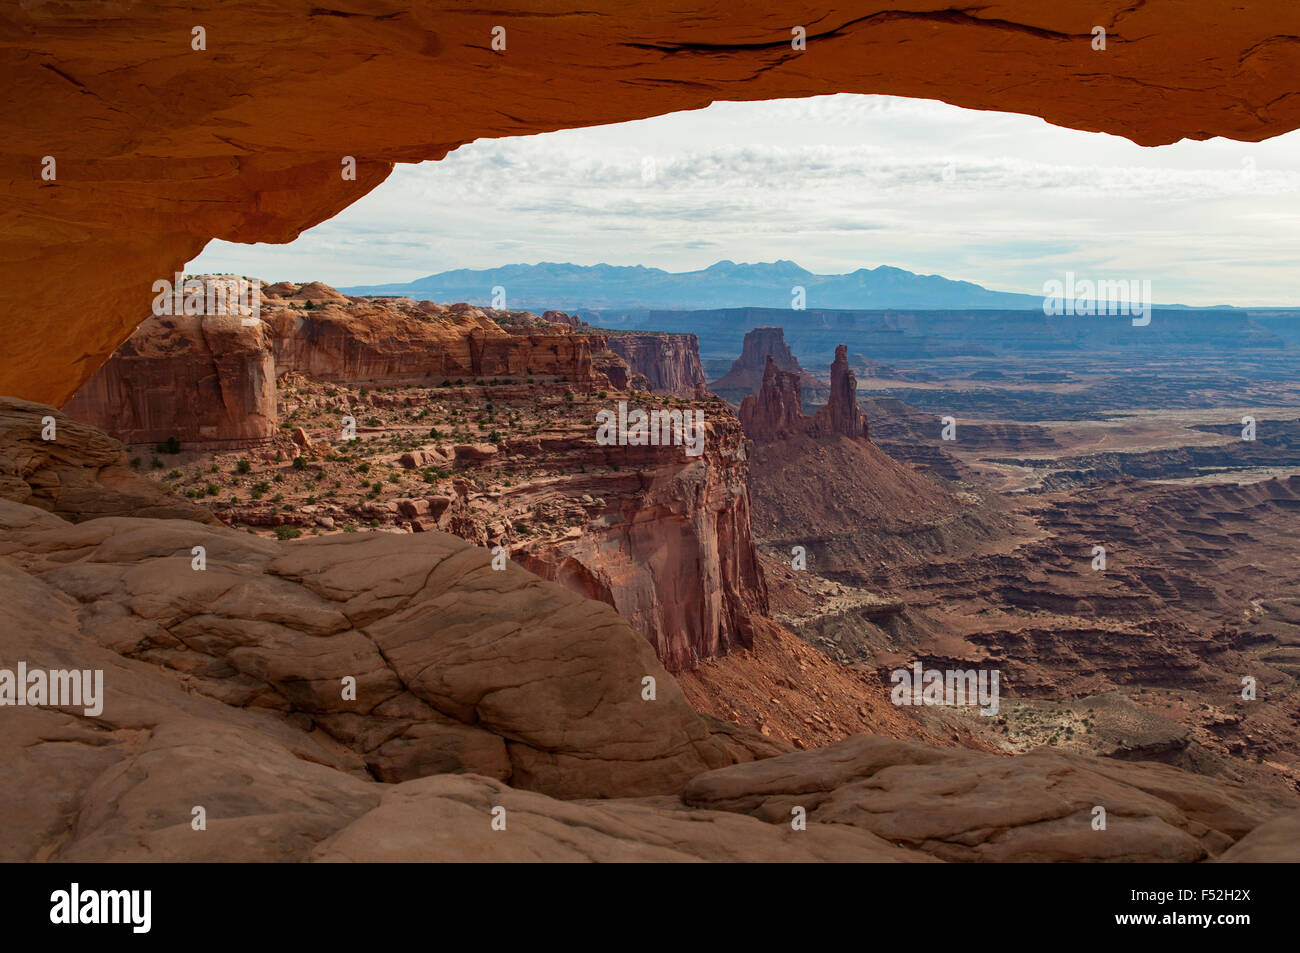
[1217,810,1300,862]
[2,406,1296,862]
[311,775,930,862]
[683,735,1297,862]
[0,396,217,524]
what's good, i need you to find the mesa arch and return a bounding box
[6,0,1300,405]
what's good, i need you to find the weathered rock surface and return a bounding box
[501,399,770,672]
[0,398,218,523]
[63,308,276,447]
[0,512,769,801]
[682,735,1299,862]
[738,356,811,443]
[1217,810,1300,862]
[1,412,1295,862]
[311,774,931,862]
[603,332,707,397]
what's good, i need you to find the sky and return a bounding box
[188,93,1300,307]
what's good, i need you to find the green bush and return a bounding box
[273,525,302,540]
[156,436,181,455]
[292,456,308,470]
[236,459,251,474]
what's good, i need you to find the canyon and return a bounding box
[8,0,1300,868]
[64,283,765,674]
[2,398,1298,861]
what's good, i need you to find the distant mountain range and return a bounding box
[341,260,1051,311]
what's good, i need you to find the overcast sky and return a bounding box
[188,94,1300,307]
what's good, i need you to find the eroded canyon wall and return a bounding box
[603,333,707,397]
[62,311,276,448]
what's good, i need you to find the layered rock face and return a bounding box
[63,310,276,448]
[500,402,769,672]
[710,326,821,401]
[266,287,601,385]
[62,283,610,445]
[739,345,870,444]
[603,333,707,397]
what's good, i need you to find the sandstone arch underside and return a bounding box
[5,1,1300,404]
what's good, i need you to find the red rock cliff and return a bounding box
[738,344,869,444]
[62,310,276,448]
[498,399,769,672]
[267,289,602,385]
[603,333,708,397]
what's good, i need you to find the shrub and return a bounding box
[205,483,219,496]
[156,436,181,454]
[274,525,302,540]
[235,459,251,474]
[150,456,163,469]
[292,456,308,470]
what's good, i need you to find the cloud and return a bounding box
[189,94,1300,305]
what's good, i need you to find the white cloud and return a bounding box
[189,94,1300,305]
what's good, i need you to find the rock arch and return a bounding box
[6,1,1300,402]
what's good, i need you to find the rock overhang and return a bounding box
[6,1,1300,402]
